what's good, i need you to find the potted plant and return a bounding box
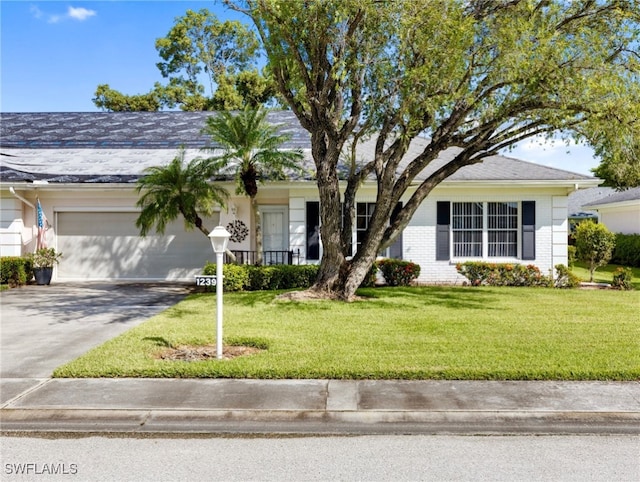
[27,248,63,285]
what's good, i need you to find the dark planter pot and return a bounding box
[34,267,53,285]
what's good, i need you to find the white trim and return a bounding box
[54,206,222,213]
[54,206,141,213]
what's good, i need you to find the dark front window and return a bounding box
[452,202,483,257]
[306,201,320,260]
[488,202,518,257]
[356,202,376,252]
[451,201,519,258]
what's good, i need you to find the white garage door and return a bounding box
[56,212,219,280]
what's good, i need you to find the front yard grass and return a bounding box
[571,262,640,289]
[54,286,640,380]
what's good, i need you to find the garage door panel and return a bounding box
[57,212,218,280]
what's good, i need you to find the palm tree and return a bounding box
[202,107,303,264]
[135,148,229,237]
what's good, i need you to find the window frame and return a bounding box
[450,201,521,260]
[351,201,403,259]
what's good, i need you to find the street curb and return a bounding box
[2,408,639,435]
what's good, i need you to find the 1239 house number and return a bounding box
[195,276,217,287]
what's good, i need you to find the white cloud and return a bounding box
[29,5,44,19]
[30,4,97,23]
[67,6,97,21]
[502,135,599,176]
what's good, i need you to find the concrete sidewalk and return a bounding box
[2,378,639,435]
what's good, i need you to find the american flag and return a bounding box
[36,198,48,249]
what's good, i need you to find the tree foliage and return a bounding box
[93,9,276,111]
[227,0,640,300]
[93,84,162,112]
[135,148,229,237]
[202,107,303,264]
[591,135,640,188]
[574,220,617,282]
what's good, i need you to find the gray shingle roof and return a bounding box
[567,187,615,217]
[1,111,597,185]
[0,111,310,149]
[583,186,640,207]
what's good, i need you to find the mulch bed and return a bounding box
[155,344,262,361]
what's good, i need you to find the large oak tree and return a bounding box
[227,0,640,300]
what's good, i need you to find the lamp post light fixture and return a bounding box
[209,226,231,360]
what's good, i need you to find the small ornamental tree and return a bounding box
[135,148,229,237]
[574,220,616,282]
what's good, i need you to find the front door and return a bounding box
[261,206,287,250]
[260,206,288,264]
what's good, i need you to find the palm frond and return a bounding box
[134,148,229,236]
[201,106,305,196]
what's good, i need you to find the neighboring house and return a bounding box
[582,187,640,235]
[1,112,600,284]
[567,186,614,226]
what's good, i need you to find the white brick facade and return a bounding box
[404,190,569,283]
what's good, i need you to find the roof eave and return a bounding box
[585,199,640,210]
[437,178,601,189]
[1,182,138,191]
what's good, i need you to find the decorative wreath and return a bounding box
[226,219,249,243]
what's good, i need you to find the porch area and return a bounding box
[225,249,301,266]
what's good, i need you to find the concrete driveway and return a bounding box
[0,282,192,379]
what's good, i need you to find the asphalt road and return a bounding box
[2,434,639,481]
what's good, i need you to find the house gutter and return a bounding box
[8,186,35,209]
[434,179,602,190]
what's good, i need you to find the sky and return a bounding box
[1,1,600,176]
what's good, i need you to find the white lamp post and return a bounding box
[209,226,231,359]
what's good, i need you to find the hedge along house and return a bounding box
[1,112,600,284]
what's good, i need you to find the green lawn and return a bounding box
[571,262,640,289]
[54,286,640,380]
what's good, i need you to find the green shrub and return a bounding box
[456,262,551,287]
[612,234,640,268]
[377,259,421,286]
[455,262,488,286]
[567,245,577,268]
[203,263,319,291]
[554,264,581,289]
[574,220,616,282]
[0,257,31,286]
[248,264,320,290]
[359,263,378,288]
[203,263,249,292]
[276,264,319,289]
[247,266,277,290]
[611,267,634,290]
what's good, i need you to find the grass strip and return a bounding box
[54,286,640,380]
